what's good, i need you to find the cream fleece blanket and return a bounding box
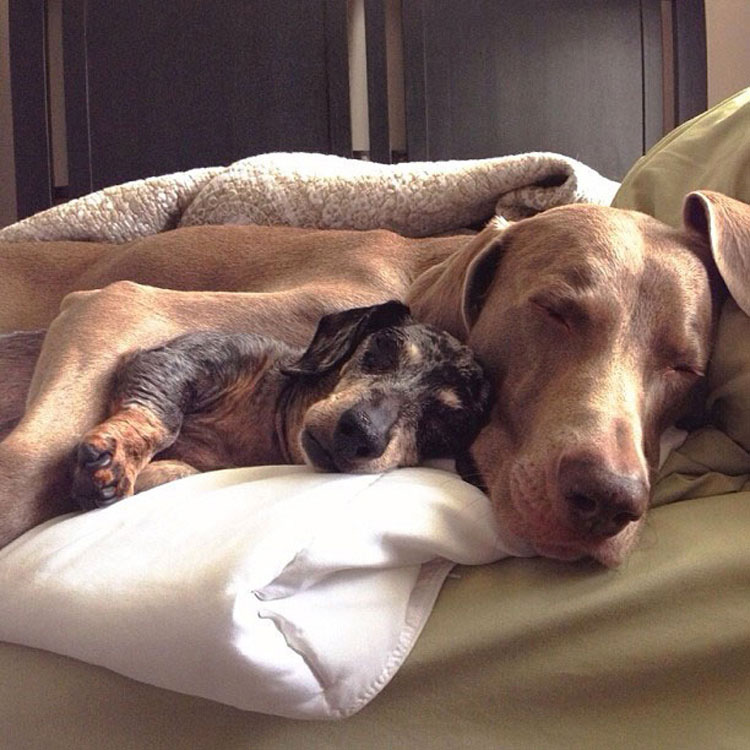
[0,152,618,243]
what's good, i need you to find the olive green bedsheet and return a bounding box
[1,487,748,749]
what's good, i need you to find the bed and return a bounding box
[4,3,749,749]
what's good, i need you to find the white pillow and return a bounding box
[0,465,526,719]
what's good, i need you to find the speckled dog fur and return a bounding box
[71,302,491,509]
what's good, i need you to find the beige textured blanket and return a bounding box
[0,152,618,243]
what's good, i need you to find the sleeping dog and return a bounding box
[72,301,492,509]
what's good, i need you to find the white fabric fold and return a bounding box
[0,465,523,719]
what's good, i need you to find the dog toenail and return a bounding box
[99,485,117,501]
[85,448,112,469]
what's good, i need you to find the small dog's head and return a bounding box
[283,301,492,473]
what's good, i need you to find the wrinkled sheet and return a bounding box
[0,465,524,719]
[1,489,748,750]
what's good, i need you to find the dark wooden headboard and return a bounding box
[8,0,706,221]
[397,0,707,179]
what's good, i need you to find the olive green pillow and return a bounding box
[653,300,750,506]
[612,87,750,228]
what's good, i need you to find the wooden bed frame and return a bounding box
[9,0,706,221]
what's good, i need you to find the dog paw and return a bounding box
[72,431,137,510]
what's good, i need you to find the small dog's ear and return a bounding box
[684,190,750,315]
[283,300,411,377]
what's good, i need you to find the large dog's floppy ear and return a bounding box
[406,216,510,339]
[684,190,750,315]
[283,300,412,377]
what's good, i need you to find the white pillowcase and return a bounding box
[0,465,526,719]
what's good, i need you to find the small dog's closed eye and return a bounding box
[72,301,492,509]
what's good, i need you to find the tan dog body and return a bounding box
[0,226,458,332]
[1,192,747,565]
[0,227,463,543]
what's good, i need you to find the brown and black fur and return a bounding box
[72,301,492,510]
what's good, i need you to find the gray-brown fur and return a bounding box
[0,330,45,442]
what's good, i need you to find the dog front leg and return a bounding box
[0,330,46,434]
[71,329,280,508]
[135,460,199,493]
[72,404,179,509]
[0,282,355,547]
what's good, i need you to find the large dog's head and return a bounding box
[283,301,492,474]
[408,191,750,566]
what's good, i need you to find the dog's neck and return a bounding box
[274,369,339,465]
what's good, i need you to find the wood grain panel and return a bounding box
[8,0,52,218]
[64,0,351,194]
[403,0,652,179]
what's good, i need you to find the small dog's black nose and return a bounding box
[558,453,648,538]
[333,403,397,463]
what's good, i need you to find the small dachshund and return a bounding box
[72,301,492,509]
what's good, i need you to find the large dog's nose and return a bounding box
[558,453,648,538]
[332,402,397,463]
